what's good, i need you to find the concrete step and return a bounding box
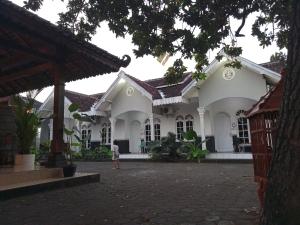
[202,153,253,163]
[120,154,150,160]
[0,167,63,186]
[0,172,100,200]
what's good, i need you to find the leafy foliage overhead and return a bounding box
[24,0,289,83]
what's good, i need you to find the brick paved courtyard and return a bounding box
[0,162,259,225]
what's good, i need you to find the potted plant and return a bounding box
[62,103,80,177]
[13,91,41,170]
[62,103,92,177]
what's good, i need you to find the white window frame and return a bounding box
[236,110,250,144]
[101,123,111,145]
[185,114,194,131]
[81,125,91,149]
[101,124,107,144]
[154,118,161,141]
[145,119,151,144]
[176,115,184,140]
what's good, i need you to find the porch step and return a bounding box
[120,154,150,160]
[203,153,253,163]
[0,167,63,186]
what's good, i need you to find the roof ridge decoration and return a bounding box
[155,73,192,88]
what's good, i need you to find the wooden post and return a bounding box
[47,64,67,167]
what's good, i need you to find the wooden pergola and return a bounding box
[0,0,130,166]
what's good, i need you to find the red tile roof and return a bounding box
[125,74,162,99]
[259,61,285,74]
[144,73,193,99]
[65,90,104,112]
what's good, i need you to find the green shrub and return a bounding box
[75,145,112,161]
[35,141,50,161]
[149,132,184,161]
[183,130,208,162]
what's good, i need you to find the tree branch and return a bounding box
[235,7,247,37]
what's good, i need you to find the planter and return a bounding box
[63,164,77,177]
[14,154,35,171]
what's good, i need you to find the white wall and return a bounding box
[111,83,152,117]
[198,66,266,107]
[207,97,256,136]
[157,102,210,138]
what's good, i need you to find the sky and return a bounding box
[12,0,283,102]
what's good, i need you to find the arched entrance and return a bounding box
[214,112,232,152]
[130,120,141,153]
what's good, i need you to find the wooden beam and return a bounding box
[0,38,56,62]
[0,62,52,83]
[0,53,37,69]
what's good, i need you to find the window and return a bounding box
[101,123,111,144]
[82,129,87,142]
[87,130,91,149]
[176,116,184,140]
[154,119,161,141]
[108,126,111,144]
[236,110,249,144]
[101,124,107,144]
[145,119,151,144]
[185,115,194,131]
[81,125,91,149]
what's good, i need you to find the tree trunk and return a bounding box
[261,1,300,224]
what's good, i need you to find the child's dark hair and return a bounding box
[113,140,117,145]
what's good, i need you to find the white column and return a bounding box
[109,117,116,150]
[49,119,53,140]
[197,107,206,150]
[149,114,155,141]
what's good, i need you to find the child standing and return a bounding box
[112,140,120,169]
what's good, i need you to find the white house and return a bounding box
[38,56,282,157]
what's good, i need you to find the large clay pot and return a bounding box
[14,154,35,171]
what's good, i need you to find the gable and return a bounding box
[197,66,268,106]
[111,82,152,117]
[182,55,281,99]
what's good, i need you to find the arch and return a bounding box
[205,97,258,110]
[154,118,161,124]
[114,109,150,118]
[176,115,184,121]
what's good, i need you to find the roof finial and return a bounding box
[121,55,131,67]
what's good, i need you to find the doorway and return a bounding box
[214,112,233,152]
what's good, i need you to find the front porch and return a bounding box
[117,152,252,161]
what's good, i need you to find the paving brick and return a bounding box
[0,162,259,225]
